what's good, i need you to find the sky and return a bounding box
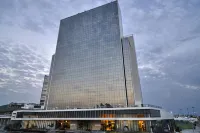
[0,0,200,115]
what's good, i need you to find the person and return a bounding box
[163,124,170,133]
[142,123,145,131]
[193,122,196,132]
[150,125,154,132]
[175,126,182,133]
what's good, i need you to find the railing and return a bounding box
[128,104,162,109]
[141,104,162,109]
[0,114,11,118]
[48,104,162,110]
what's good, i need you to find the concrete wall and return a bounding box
[0,118,11,127]
[70,120,77,130]
[160,109,174,119]
[91,120,101,130]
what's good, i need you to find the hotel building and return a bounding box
[10,1,175,132]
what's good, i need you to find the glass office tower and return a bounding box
[40,75,49,106]
[46,1,142,109]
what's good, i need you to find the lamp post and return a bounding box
[187,108,189,116]
[192,107,195,116]
[179,109,182,117]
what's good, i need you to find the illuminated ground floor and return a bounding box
[20,119,175,132]
[11,107,175,132]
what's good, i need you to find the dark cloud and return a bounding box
[0,0,200,114]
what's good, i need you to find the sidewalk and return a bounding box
[182,126,200,133]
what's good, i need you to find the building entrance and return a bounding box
[56,120,70,130]
[77,120,91,130]
[101,120,115,131]
[138,120,146,131]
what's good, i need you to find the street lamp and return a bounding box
[187,108,189,116]
[192,107,195,116]
[179,109,182,117]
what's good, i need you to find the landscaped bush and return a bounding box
[175,121,193,130]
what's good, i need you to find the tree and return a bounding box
[100,103,104,108]
[105,103,112,108]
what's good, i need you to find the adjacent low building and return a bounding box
[11,105,174,132]
[40,75,49,108]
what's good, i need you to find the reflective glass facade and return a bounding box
[122,37,142,106]
[122,38,134,106]
[46,1,142,109]
[40,75,49,106]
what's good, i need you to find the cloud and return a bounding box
[175,82,200,91]
[119,0,200,113]
[0,39,50,103]
[8,88,27,94]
